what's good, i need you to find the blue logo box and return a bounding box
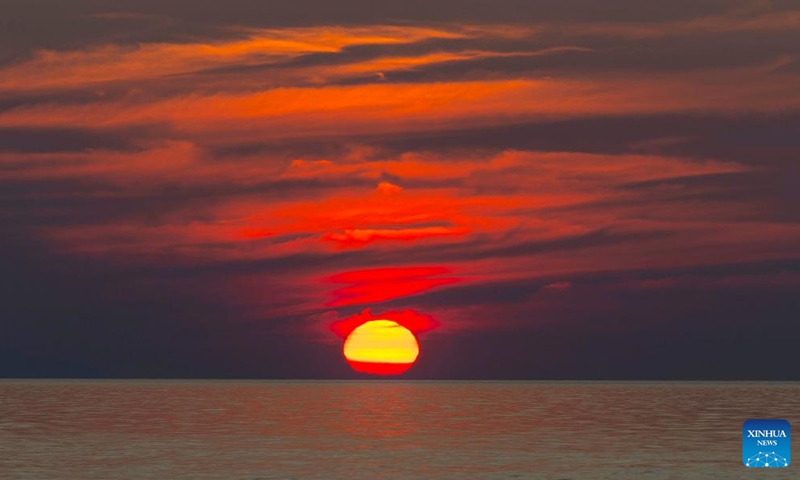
[743,419,790,468]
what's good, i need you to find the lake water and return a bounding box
[0,381,797,479]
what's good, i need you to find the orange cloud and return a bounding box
[0,25,472,93]
[377,181,403,195]
[4,71,799,139]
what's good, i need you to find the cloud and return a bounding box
[323,226,468,248]
[330,308,439,337]
[1,1,800,378]
[0,125,164,153]
[326,266,460,306]
[376,181,402,195]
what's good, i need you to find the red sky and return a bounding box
[1,0,799,378]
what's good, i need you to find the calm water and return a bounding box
[0,381,797,479]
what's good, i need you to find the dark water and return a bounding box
[0,381,797,479]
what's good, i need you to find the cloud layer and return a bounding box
[1,0,799,378]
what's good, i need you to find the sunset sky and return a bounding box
[1,0,799,379]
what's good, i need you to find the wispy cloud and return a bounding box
[1,1,799,378]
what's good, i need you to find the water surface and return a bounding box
[0,381,797,479]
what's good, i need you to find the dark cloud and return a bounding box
[375,256,800,313]
[0,87,156,112]
[391,229,667,265]
[368,33,799,82]
[0,125,166,153]
[0,224,340,379]
[0,173,378,227]
[775,57,800,73]
[197,111,800,171]
[358,112,800,163]
[617,170,800,222]
[2,0,798,62]
[315,268,800,379]
[419,302,800,380]
[205,139,350,160]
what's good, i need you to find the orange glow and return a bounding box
[342,320,420,375]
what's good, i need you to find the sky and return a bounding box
[1,0,799,379]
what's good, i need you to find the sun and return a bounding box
[342,320,420,375]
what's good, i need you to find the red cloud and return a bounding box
[326,266,460,307]
[322,226,468,248]
[330,308,439,338]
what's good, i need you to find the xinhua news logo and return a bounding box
[743,419,790,468]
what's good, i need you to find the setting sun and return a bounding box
[342,320,420,375]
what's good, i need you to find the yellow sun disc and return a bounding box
[343,320,420,364]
